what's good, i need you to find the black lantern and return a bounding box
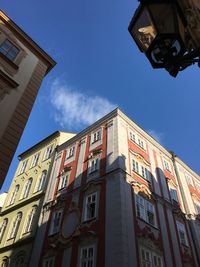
[128,0,188,76]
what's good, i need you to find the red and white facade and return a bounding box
[30,108,200,267]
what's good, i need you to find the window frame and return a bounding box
[91,129,102,144]
[22,178,32,199]
[135,194,156,227]
[9,184,20,205]
[49,210,63,236]
[88,157,100,175]
[42,256,55,267]
[0,219,8,243]
[176,221,188,247]
[79,245,95,267]
[132,158,151,182]
[9,212,22,239]
[24,206,37,234]
[58,172,70,191]
[36,171,47,192]
[44,145,53,161]
[18,160,28,175]
[31,153,40,168]
[0,39,20,62]
[83,192,98,222]
[140,246,163,267]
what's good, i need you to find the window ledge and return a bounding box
[0,52,19,70]
[137,217,159,230]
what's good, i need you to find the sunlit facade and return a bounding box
[0,131,75,266]
[31,108,200,267]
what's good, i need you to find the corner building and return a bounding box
[0,131,75,266]
[33,108,200,267]
[0,10,56,187]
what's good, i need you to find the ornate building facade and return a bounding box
[0,131,75,266]
[0,10,56,187]
[30,108,200,267]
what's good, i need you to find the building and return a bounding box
[0,10,56,187]
[31,108,200,267]
[0,131,75,266]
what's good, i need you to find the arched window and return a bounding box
[1,257,9,267]
[22,178,32,199]
[37,171,47,191]
[12,252,25,267]
[9,185,20,205]
[24,206,37,233]
[0,219,8,242]
[9,212,22,239]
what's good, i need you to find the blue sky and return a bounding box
[1,0,200,192]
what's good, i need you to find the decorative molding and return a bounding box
[131,181,153,200]
[129,149,150,166]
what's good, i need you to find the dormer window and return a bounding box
[91,129,101,143]
[0,39,19,61]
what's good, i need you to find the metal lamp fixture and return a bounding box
[128,0,200,77]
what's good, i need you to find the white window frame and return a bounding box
[136,194,156,226]
[80,245,95,267]
[140,247,163,267]
[36,171,47,192]
[22,178,32,199]
[44,145,53,160]
[19,160,28,175]
[49,210,63,235]
[31,153,40,168]
[185,175,194,187]
[9,212,22,239]
[170,187,179,203]
[176,221,188,246]
[0,219,8,243]
[130,131,136,142]
[42,256,55,267]
[129,130,146,150]
[163,159,171,172]
[58,172,70,191]
[66,145,75,159]
[88,157,100,174]
[132,159,150,181]
[9,185,20,205]
[24,206,37,233]
[91,129,102,144]
[84,192,98,222]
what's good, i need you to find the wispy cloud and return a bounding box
[147,129,164,144]
[50,79,117,129]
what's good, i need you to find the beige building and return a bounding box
[0,131,75,267]
[0,10,56,187]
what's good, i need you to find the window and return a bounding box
[1,257,9,267]
[132,159,150,181]
[13,254,25,267]
[136,195,156,226]
[49,210,62,235]
[0,219,8,243]
[37,171,47,191]
[58,172,70,191]
[66,146,75,159]
[80,246,95,267]
[130,131,136,142]
[9,185,20,205]
[42,256,55,267]
[88,158,99,174]
[176,221,188,246]
[140,247,163,267]
[0,39,19,61]
[138,138,144,149]
[196,183,200,193]
[31,153,40,168]
[9,212,22,239]
[91,129,101,143]
[84,192,97,221]
[22,178,32,199]
[24,206,37,233]
[163,160,170,172]
[195,204,200,214]
[185,175,193,186]
[170,188,179,203]
[19,160,28,175]
[44,145,53,160]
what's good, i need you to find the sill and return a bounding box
[0,52,19,70]
[91,139,101,144]
[82,217,96,224]
[130,139,146,151]
[137,217,158,230]
[132,171,150,183]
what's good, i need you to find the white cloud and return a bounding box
[50,79,117,129]
[147,129,164,144]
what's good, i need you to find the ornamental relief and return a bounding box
[132,181,154,201]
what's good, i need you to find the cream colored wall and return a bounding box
[0,20,39,138]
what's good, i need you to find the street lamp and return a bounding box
[128,0,200,77]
